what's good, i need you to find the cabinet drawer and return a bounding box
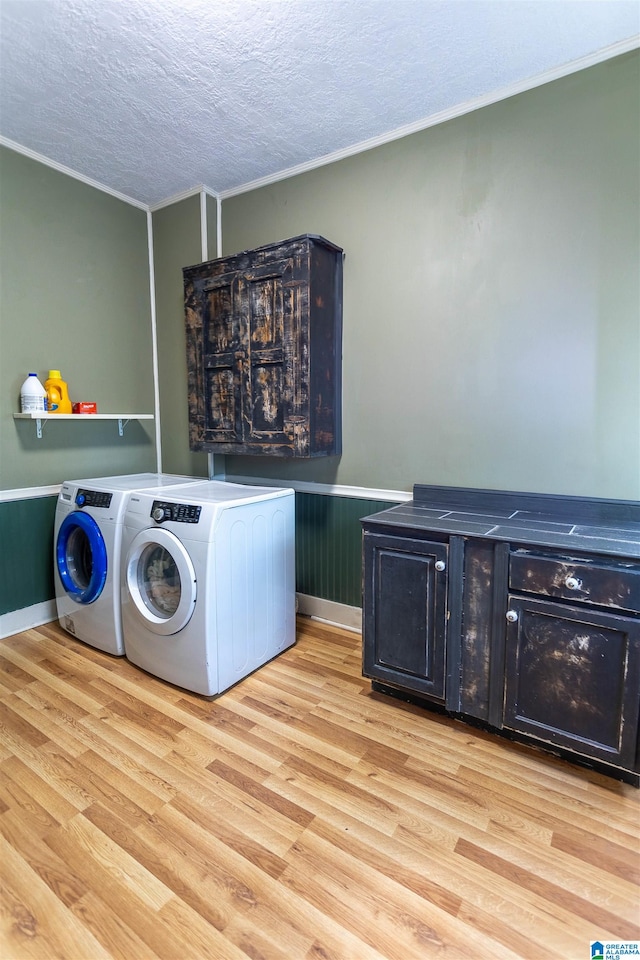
[509,552,640,614]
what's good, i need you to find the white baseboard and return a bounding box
[0,600,57,640]
[0,595,360,640]
[296,593,362,633]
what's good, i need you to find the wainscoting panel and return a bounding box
[0,495,57,616]
[295,494,395,608]
[0,491,394,627]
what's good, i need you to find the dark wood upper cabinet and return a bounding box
[183,234,343,457]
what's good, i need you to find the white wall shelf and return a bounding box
[14,412,154,439]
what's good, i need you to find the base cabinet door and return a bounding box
[503,595,640,768]
[363,533,449,702]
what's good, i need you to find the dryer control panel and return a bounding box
[151,500,202,524]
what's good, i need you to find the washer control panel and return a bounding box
[76,489,112,508]
[151,500,202,524]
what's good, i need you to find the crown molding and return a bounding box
[219,36,640,200]
[3,37,637,208]
[0,136,149,209]
[148,183,219,212]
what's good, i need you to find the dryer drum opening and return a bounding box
[56,511,108,604]
[126,527,197,636]
[138,543,182,618]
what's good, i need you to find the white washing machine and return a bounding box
[54,473,208,655]
[120,480,296,696]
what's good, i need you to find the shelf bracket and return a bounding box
[14,412,153,438]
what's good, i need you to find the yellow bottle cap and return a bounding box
[48,370,62,378]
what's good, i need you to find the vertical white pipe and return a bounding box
[203,190,214,480]
[200,188,207,260]
[146,209,163,473]
[208,191,226,480]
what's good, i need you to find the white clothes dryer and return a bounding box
[54,473,208,655]
[120,480,295,696]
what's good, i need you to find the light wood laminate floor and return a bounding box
[1,616,638,959]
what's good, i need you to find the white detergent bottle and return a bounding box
[20,373,48,413]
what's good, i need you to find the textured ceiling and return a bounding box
[0,0,638,206]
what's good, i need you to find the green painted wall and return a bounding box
[0,496,56,615]
[152,195,208,478]
[0,146,157,489]
[2,54,639,623]
[221,52,640,500]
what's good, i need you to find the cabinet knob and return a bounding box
[565,576,581,590]
[434,560,446,572]
[506,610,519,623]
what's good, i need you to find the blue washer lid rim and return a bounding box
[56,511,108,604]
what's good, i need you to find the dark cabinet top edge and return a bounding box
[183,234,343,276]
[413,483,640,525]
[362,490,640,559]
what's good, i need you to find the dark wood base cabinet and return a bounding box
[362,486,640,785]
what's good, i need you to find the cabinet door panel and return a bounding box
[503,596,640,767]
[244,261,294,446]
[203,276,243,353]
[199,274,244,444]
[363,534,448,702]
[250,361,285,435]
[247,267,286,350]
[204,366,242,441]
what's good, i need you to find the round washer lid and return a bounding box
[56,511,108,604]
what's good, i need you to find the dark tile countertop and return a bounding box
[361,486,640,559]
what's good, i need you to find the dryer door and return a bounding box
[56,511,108,604]
[125,528,197,636]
